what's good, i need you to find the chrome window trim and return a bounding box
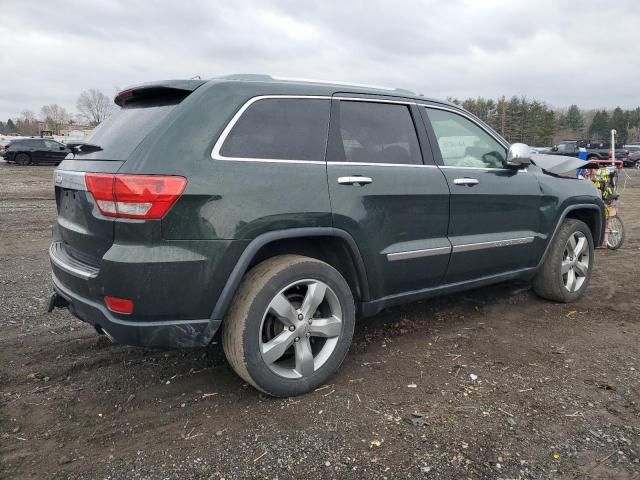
[210,94,510,168]
[211,95,332,165]
[440,165,509,172]
[452,236,534,253]
[330,161,437,169]
[386,246,451,262]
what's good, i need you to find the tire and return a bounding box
[222,254,356,397]
[15,153,31,166]
[533,219,594,303]
[606,216,625,250]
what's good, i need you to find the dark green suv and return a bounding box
[49,75,605,396]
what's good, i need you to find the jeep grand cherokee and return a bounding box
[48,75,605,396]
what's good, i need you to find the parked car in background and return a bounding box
[549,139,627,162]
[4,138,69,165]
[623,145,640,168]
[531,146,550,154]
[48,75,605,396]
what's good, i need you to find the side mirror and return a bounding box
[506,143,532,168]
[60,146,65,150]
[552,145,558,152]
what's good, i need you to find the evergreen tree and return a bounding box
[611,107,628,146]
[564,105,585,137]
[588,111,610,142]
[0,121,5,134]
[6,119,16,134]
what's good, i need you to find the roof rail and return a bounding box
[216,73,415,94]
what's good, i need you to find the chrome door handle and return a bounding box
[453,177,479,186]
[338,176,373,186]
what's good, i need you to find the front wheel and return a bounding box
[533,219,594,302]
[606,215,625,250]
[222,255,356,397]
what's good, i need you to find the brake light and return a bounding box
[104,296,134,314]
[85,174,186,219]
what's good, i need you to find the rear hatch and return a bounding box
[53,81,203,268]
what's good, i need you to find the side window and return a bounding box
[334,101,422,165]
[219,98,330,161]
[556,142,575,153]
[425,108,507,169]
[45,140,59,149]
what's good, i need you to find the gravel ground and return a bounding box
[1,163,640,480]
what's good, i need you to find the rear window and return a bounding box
[84,98,181,160]
[219,98,330,161]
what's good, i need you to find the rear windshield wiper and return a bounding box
[66,142,103,155]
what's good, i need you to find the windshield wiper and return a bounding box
[66,142,103,155]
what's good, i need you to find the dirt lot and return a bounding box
[1,162,639,480]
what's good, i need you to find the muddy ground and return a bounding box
[1,162,639,480]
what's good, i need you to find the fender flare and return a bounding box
[197,227,369,344]
[536,203,605,270]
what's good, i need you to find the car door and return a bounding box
[326,96,451,300]
[31,139,48,163]
[421,106,542,284]
[45,140,66,163]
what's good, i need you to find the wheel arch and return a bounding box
[537,203,604,269]
[201,228,369,342]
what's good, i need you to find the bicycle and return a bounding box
[583,161,625,250]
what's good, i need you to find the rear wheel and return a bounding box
[606,215,625,250]
[222,255,356,397]
[15,153,31,166]
[533,219,594,302]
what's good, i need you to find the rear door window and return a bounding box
[219,98,330,161]
[332,101,422,165]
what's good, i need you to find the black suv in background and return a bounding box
[4,138,69,165]
[48,75,605,396]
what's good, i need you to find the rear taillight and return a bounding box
[85,173,187,219]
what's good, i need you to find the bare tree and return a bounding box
[76,89,114,126]
[41,104,71,135]
[16,111,39,136]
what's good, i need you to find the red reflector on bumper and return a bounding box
[104,296,134,315]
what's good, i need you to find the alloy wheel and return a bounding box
[259,279,343,379]
[561,231,590,292]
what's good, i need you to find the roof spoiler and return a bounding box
[114,80,206,107]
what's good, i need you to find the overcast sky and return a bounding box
[1,0,638,121]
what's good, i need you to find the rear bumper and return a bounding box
[52,272,217,348]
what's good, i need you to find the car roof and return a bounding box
[211,74,457,106]
[118,74,459,109]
